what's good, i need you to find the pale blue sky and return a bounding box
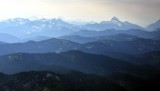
[0,0,159,27]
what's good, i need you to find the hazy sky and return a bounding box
[0,0,160,27]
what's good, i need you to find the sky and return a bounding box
[0,0,160,27]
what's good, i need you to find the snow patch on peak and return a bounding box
[111,17,123,26]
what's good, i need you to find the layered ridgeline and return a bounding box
[0,50,160,74]
[0,50,138,74]
[0,35,160,56]
[0,51,160,91]
[0,17,160,91]
[67,29,160,40]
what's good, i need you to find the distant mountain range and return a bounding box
[83,17,144,30]
[0,17,159,40]
[0,18,78,38]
